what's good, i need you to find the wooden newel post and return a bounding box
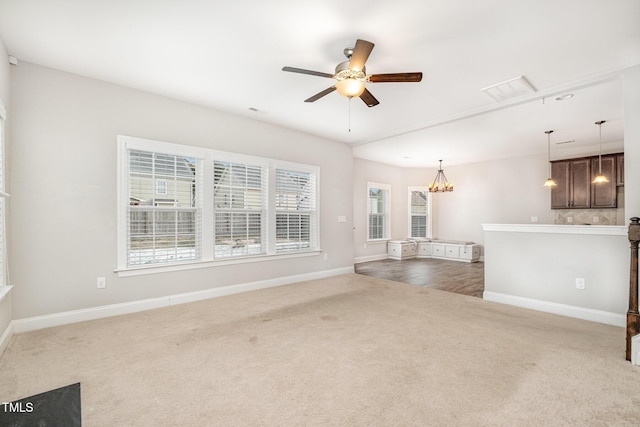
[627,217,640,361]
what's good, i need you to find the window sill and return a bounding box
[115,250,322,277]
[0,285,13,304]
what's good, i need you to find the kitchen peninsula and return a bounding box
[482,223,628,326]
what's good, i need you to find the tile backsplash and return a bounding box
[554,209,620,225]
[553,187,625,225]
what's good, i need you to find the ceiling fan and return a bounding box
[282,39,422,107]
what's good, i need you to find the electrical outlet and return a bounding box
[97,277,106,289]
[593,216,599,223]
[567,217,573,224]
[575,278,585,290]
[531,216,538,223]
[323,253,329,261]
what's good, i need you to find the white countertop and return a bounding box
[482,223,627,236]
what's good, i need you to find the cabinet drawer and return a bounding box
[418,242,431,256]
[460,245,480,260]
[445,245,460,258]
[432,244,445,256]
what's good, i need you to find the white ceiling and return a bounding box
[0,0,638,167]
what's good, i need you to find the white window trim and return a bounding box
[407,186,432,238]
[0,102,8,293]
[117,135,321,276]
[366,182,391,242]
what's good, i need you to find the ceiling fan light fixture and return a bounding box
[336,77,366,98]
[335,67,366,98]
[282,39,421,107]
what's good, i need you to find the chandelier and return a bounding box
[428,160,453,192]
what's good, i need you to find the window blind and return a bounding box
[409,189,428,238]
[127,149,200,266]
[275,169,317,253]
[368,186,389,240]
[118,135,321,272]
[213,161,266,258]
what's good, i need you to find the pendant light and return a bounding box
[543,130,557,187]
[428,160,453,192]
[592,120,609,184]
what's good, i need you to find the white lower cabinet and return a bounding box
[388,240,480,263]
[387,240,418,260]
[446,245,460,258]
[459,244,481,261]
[431,243,445,257]
[418,242,432,257]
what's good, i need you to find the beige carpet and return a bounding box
[1,273,639,426]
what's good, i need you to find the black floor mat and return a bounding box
[0,382,81,427]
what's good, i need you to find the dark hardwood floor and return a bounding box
[354,258,485,298]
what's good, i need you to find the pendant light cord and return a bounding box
[598,121,603,174]
[546,130,553,175]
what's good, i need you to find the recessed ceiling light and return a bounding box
[555,93,574,101]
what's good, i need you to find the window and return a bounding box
[367,182,390,240]
[408,187,430,238]
[127,150,200,266]
[117,135,320,273]
[155,179,167,195]
[214,161,265,258]
[276,169,317,253]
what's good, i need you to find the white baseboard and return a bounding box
[354,254,485,264]
[12,266,354,334]
[0,320,14,357]
[483,291,625,327]
[354,254,389,264]
[632,334,640,365]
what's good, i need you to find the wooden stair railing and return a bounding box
[627,217,640,361]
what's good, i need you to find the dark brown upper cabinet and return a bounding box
[550,153,622,209]
[617,153,624,186]
[551,158,591,209]
[590,155,617,208]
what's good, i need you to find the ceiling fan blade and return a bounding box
[359,88,379,107]
[369,72,423,83]
[304,86,337,102]
[282,66,335,79]
[349,39,375,71]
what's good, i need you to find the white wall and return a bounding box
[483,225,628,325]
[624,65,640,217]
[352,158,435,262]
[9,62,354,319]
[0,41,8,103]
[435,154,554,245]
[353,153,555,260]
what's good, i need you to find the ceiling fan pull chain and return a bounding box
[348,97,352,132]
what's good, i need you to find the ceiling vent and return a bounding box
[481,76,536,102]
